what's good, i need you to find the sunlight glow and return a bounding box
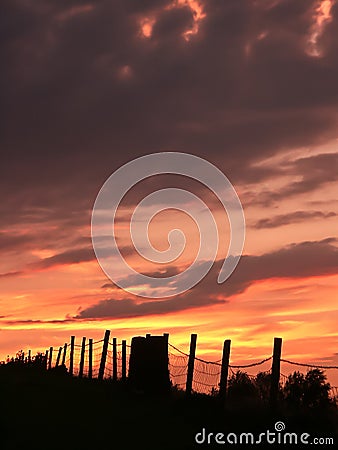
[140,17,156,38]
[307,0,334,57]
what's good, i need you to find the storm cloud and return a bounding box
[76,237,338,318]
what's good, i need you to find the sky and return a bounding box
[1,0,338,383]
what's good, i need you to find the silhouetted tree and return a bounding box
[283,369,333,409]
[304,369,332,408]
[227,370,257,400]
[255,371,272,402]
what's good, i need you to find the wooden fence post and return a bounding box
[98,330,110,380]
[219,339,231,402]
[28,350,31,362]
[112,338,117,381]
[55,346,62,367]
[48,347,53,370]
[62,343,67,366]
[79,337,86,378]
[270,337,283,408]
[122,340,127,381]
[69,336,75,376]
[88,338,93,379]
[186,333,197,396]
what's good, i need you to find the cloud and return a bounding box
[243,151,338,206]
[29,247,96,270]
[252,210,337,229]
[0,318,78,326]
[75,294,226,319]
[2,0,338,225]
[217,237,338,296]
[76,237,338,318]
[0,271,24,279]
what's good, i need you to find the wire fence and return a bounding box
[2,335,338,402]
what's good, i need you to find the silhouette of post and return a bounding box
[112,338,117,381]
[186,334,197,396]
[128,334,170,394]
[99,330,110,380]
[69,336,75,376]
[270,337,283,408]
[55,346,62,367]
[88,339,93,379]
[219,339,231,402]
[79,337,86,378]
[48,347,53,370]
[44,350,49,370]
[122,340,127,381]
[28,349,31,362]
[61,343,67,366]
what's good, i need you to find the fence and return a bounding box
[2,332,338,404]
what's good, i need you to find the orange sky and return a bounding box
[1,141,338,382]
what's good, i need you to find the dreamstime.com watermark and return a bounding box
[91,152,245,299]
[195,421,334,446]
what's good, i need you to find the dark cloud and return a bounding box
[280,152,338,198]
[1,0,338,311]
[1,318,78,325]
[76,237,338,318]
[75,294,226,319]
[0,242,135,274]
[29,247,96,270]
[152,5,194,40]
[220,237,338,295]
[243,152,338,207]
[101,266,180,289]
[0,271,24,279]
[2,0,338,220]
[252,210,337,229]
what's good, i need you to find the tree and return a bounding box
[304,369,332,408]
[227,370,258,400]
[255,371,272,402]
[283,369,333,409]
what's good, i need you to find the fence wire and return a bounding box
[3,338,338,401]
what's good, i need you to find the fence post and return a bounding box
[270,337,283,408]
[44,350,49,370]
[62,343,67,366]
[69,336,75,376]
[28,350,31,362]
[99,330,110,380]
[88,338,93,379]
[122,340,127,381]
[55,346,62,367]
[186,333,197,396]
[48,347,53,370]
[113,338,117,381]
[163,333,170,376]
[219,339,231,402]
[79,337,86,378]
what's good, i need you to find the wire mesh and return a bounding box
[4,338,338,401]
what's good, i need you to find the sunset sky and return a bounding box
[1,0,338,383]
